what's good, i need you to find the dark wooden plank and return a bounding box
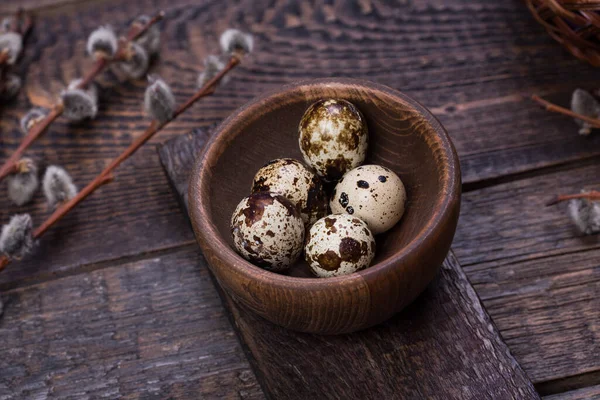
[158,126,539,400]
[545,385,600,400]
[453,162,600,386]
[0,0,89,14]
[1,0,600,285]
[0,246,264,399]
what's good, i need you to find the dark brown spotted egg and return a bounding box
[305,214,375,278]
[251,158,328,226]
[231,192,305,272]
[298,99,368,182]
[330,165,406,234]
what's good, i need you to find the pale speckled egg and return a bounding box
[231,192,305,272]
[298,99,368,182]
[251,158,328,226]
[330,165,406,235]
[305,214,376,278]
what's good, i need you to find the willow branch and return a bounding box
[546,190,600,206]
[32,55,240,240]
[531,94,600,129]
[0,11,165,183]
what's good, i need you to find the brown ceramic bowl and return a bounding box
[189,78,461,334]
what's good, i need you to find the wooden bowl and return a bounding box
[189,78,461,334]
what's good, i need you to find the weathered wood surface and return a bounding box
[0,246,264,399]
[0,0,597,397]
[453,162,600,387]
[545,384,600,400]
[0,0,600,287]
[159,126,539,400]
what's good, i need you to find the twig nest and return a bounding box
[230,192,305,271]
[571,88,600,135]
[144,75,175,123]
[568,191,600,235]
[43,165,77,209]
[299,99,368,182]
[132,15,161,56]
[7,158,39,206]
[61,78,99,121]
[0,214,34,260]
[20,107,49,133]
[220,29,253,56]
[114,41,149,79]
[86,26,118,60]
[197,55,228,88]
[305,214,375,278]
[0,32,22,64]
[251,158,328,226]
[330,165,406,234]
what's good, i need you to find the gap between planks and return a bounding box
[0,240,198,292]
[463,152,600,193]
[538,369,600,398]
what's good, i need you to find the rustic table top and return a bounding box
[0,0,598,399]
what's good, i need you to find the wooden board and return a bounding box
[545,385,600,400]
[1,0,600,286]
[453,162,600,387]
[0,246,264,399]
[158,126,539,400]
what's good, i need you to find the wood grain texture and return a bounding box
[453,162,600,386]
[189,78,461,334]
[545,384,600,400]
[159,125,538,399]
[0,246,264,399]
[0,0,595,394]
[0,0,598,285]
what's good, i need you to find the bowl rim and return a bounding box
[189,77,461,289]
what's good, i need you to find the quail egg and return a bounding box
[298,99,368,182]
[231,192,305,272]
[305,214,376,278]
[251,158,328,226]
[330,165,406,234]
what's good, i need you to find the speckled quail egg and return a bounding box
[251,158,328,226]
[299,99,368,182]
[231,192,305,272]
[305,213,376,278]
[330,165,406,235]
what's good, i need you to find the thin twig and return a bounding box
[546,190,600,206]
[0,256,8,272]
[0,11,165,183]
[33,55,239,240]
[531,94,600,129]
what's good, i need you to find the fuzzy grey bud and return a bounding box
[571,89,600,135]
[144,76,175,123]
[220,29,253,56]
[114,42,149,79]
[0,32,22,64]
[568,191,600,235]
[0,214,34,260]
[0,73,21,102]
[20,107,49,133]
[7,158,39,206]
[86,26,118,59]
[0,17,12,33]
[43,165,78,209]
[197,55,229,88]
[61,78,98,121]
[133,15,161,56]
